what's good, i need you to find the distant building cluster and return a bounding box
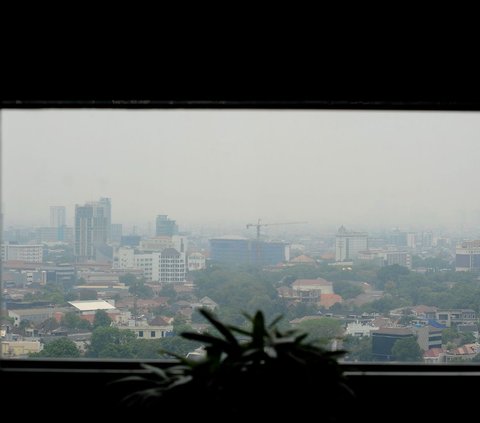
[331,226,458,271]
[2,195,480,363]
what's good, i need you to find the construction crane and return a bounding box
[246,219,308,241]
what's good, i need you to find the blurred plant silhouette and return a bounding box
[113,309,355,421]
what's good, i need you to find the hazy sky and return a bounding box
[2,109,480,232]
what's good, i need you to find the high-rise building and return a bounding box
[74,199,110,261]
[335,225,368,262]
[121,235,141,247]
[90,198,111,242]
[422,232,433,249]
[388,229,408,247]
[155,215,178,237]
[110,223,123,243]
[50,206,66,227]
[114,247,186,282]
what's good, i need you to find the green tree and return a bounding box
[129,281,155,299]
[31,338,80,358]
[61,312,82,329]
[343,335,373,362]
[18,319,33,334]
[193,266,280,324]
[159,284,177,300]
[360,295,407,314]
[61,312,91,330]
[391,337,422,362]
[459,332,476,346]
[442,327,458,344]
[332,280,363,300]
[39,317,60,332]
[296,318,344,346]
[93,310,112,329]
[376,264,410,288]
[87,327,137,358]
[119,273,138,286]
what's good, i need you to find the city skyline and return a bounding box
[3,109,480,230]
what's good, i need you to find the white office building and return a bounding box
[114,247,186,283]
[335,226,368,262]
[1,244,43,263]
[188,252,206,271]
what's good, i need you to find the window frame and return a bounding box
[2,98,480,375]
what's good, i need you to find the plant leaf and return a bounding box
[141,363,168,380]
[181,331,237,352]
[198,308,239,346]
[267,314,283,329]
[227,325,251,337]
[251,310,267,347]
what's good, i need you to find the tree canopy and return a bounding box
[296,317,344,346]
[93,310,112,329]
[391,337,422,362]
[31,338,80,358]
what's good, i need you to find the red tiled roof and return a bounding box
[452,344,478,355]
[411,305,438,314]
[149,316,170,326]
[424,348,444,358]
[319,294,343,309]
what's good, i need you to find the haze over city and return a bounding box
[2,109,480,232]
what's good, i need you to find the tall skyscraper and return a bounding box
[74,198,110,261]
[101,197,111,240]
[155,214,178,236]
[110,223,123,243]
[335,225,368,262]
[50,206,66,227]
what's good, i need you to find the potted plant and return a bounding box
[113,309,355,421]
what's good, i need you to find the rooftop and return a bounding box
[372,327,413,336]
[292,278,332,287]
[68,300,116,311]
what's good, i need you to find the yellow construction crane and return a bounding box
[246,218,307,241]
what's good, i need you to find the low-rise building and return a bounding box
[68,300,119,323]
[279,278,342,308]
[8,307,60,326]
[0,340,42,357]
[446,343,480,361]
[423,348,445,364]
[435,309,476,327]
[413,325,443,351]
[1,244,44,263]
[345,321,379,337]
[117,316,173,339]
[187,252,206,271]
[371,327,414,361]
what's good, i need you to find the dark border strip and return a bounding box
[3,100,480,110]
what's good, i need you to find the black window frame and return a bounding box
[2,98,480,420]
